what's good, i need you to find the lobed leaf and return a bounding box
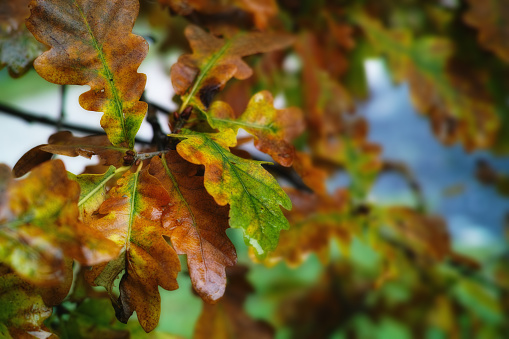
[85,168,180,332]
[0,160,119,285]
[149,152,236,303]
[171,24,294,109]
[172,129,291,257]
[14,131,127,177]
[26,0,149,148]
[0,270,55,339]
[204,91,304,166]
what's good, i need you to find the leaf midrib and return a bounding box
[74,1,128,147]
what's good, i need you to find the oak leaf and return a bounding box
[172,129,291,257]
[149,152,236,303]
[171,24,294,108]
[0,270,56,339]
[14,131,127,177]
[26,0,148,148]
[0,160,119,286]
[464,0,509,63]
[85,168,180,332]
[204,91,304,166]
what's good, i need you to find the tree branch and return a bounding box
[0,102,151,145]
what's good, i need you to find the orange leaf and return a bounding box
[205,91,305,166]
[149,152,237,303]
[0,160,120,286]
[26,0,148,148]
[85,168,180,332]
[171,24,294,109]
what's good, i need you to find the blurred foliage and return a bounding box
[1,0,509,338]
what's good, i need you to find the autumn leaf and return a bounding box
[13,131,128,178]
[0,269,56,339]
[171,24,294,110]
[148,152,236,303]
[26,0,148,148]
[71,165,125,221]
[261,189,350,267]
[159,0,278,30]
[0,0,45,77]
[464,0,509,63]
[172,129,291,257]
[355,12,499,151]
[0,160,119,286]
[383,207,452,262]
[85,168,180,332]
[194,266,274,339]
[292,152,327,196]
[203,91,304,166]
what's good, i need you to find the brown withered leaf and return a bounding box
[194,266,274,339]
[149,152,236,303]
[26,0,148,148]
[464,0,509,62]
[204,91,305,166]
[13,131,127,177]
[0,0,45,77]
[261,189,350,267]
[85,168,180,332]
[171,24,294,108]
[0,160,119,286]
[160,0,278,30]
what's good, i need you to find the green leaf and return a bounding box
[201,91,304,167]
[0,270,55,338]
[172,129,291,257]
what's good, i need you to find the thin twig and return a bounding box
[0,103,151,145]
[56,85,68,131]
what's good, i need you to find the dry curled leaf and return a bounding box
[14,131,127,178]
[26,0,148,148]
[149,152,237,303]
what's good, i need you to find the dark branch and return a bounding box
[0,102,151,145]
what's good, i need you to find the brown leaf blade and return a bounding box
[149,152,237,303]
[26,0,148,148]
[85,169,180,332]
[171,25,294,108]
